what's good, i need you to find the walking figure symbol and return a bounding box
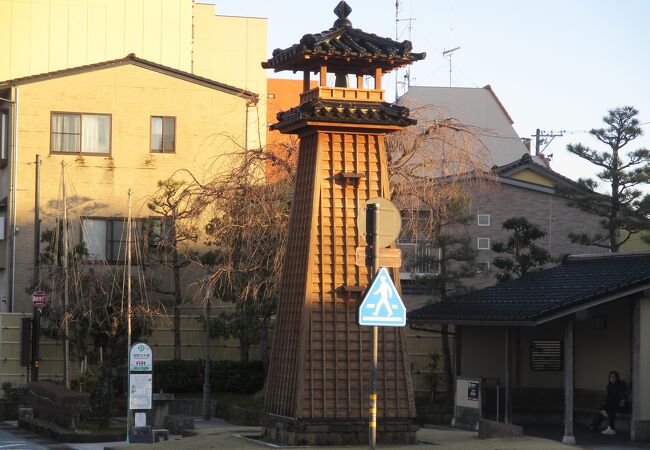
[371,275,393,317]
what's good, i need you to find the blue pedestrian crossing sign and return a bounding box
[358,267,406,327]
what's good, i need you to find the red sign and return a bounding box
[32,291,48,310]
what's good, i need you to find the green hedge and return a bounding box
[152,360,264,394]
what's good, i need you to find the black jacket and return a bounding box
[606,381,627,407]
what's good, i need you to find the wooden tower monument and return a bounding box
[262,2,426,445]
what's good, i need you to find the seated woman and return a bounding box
[590,370,629,435]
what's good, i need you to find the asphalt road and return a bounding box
[0,422,72,450]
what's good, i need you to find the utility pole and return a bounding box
[31,154,41,382]
[532,129,564,156]
[61,162,70,389]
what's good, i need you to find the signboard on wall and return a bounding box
[467,381,479,401]
[453,377,482,431]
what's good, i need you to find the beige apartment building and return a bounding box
[0,0,268,311]
[0,55,257,312]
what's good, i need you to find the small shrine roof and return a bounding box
[262,2,426,74]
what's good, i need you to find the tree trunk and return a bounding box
[441,324,454,411]
[260,317,270,375]
[610,149,620,252]
[101,343,113,429]
[172,209,182,360]
[439,243,453,411]
[240,339,250,363]
[173,261,181,360]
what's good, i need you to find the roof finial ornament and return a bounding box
[333,1,353,28]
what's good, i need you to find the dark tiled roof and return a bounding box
[408,252,650,325]
[262,2,425,74]
[494,154,589,192]
[271,99,416,131]
[0,54,257,100]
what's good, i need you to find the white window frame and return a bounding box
[477,237,490,250]
[478,214,490,226]
[50,112,111,154]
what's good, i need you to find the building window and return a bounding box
[478,214,490,226]
[477,237,490,250]
[530,340,563,371]
[151,116,176,153]
[51,113,111,154]
[1,111,8,165]
[81,217,165,263]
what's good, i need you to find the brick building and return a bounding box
[399,154,607,306]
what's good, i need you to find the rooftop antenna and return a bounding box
[442,46,460,87]
[394,0,415,99]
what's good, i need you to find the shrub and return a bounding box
[153,360,264,394]
[27,381,90,429]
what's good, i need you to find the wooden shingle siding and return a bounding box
[265,128,415,421]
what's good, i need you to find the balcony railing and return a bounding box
[300,86,384,104]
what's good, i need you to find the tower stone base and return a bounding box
[262,414,418,446]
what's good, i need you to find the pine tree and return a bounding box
[492,217,551,281]
[558,106,650,252]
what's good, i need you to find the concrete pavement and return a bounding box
[4,418,649,449]
[0,421,71,449]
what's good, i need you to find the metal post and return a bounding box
[126,190,133,442]
[535,128,541,156]
[631,298,641,441]
[505,327,513,424]
[202,270,212,420]
[366,203,379,450]
[61,162,70,389]
[496,379,500,422]
[31,154,40,381]
[562,317,576,445]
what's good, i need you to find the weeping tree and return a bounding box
[150,136,293,370]
[201,150,292,370]
[147,176,210,360]
[386,103,497,407]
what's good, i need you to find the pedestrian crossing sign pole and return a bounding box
[358,201,406,450]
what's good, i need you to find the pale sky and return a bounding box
[213,0,650,187]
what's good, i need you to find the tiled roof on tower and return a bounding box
[262,1,426,74]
